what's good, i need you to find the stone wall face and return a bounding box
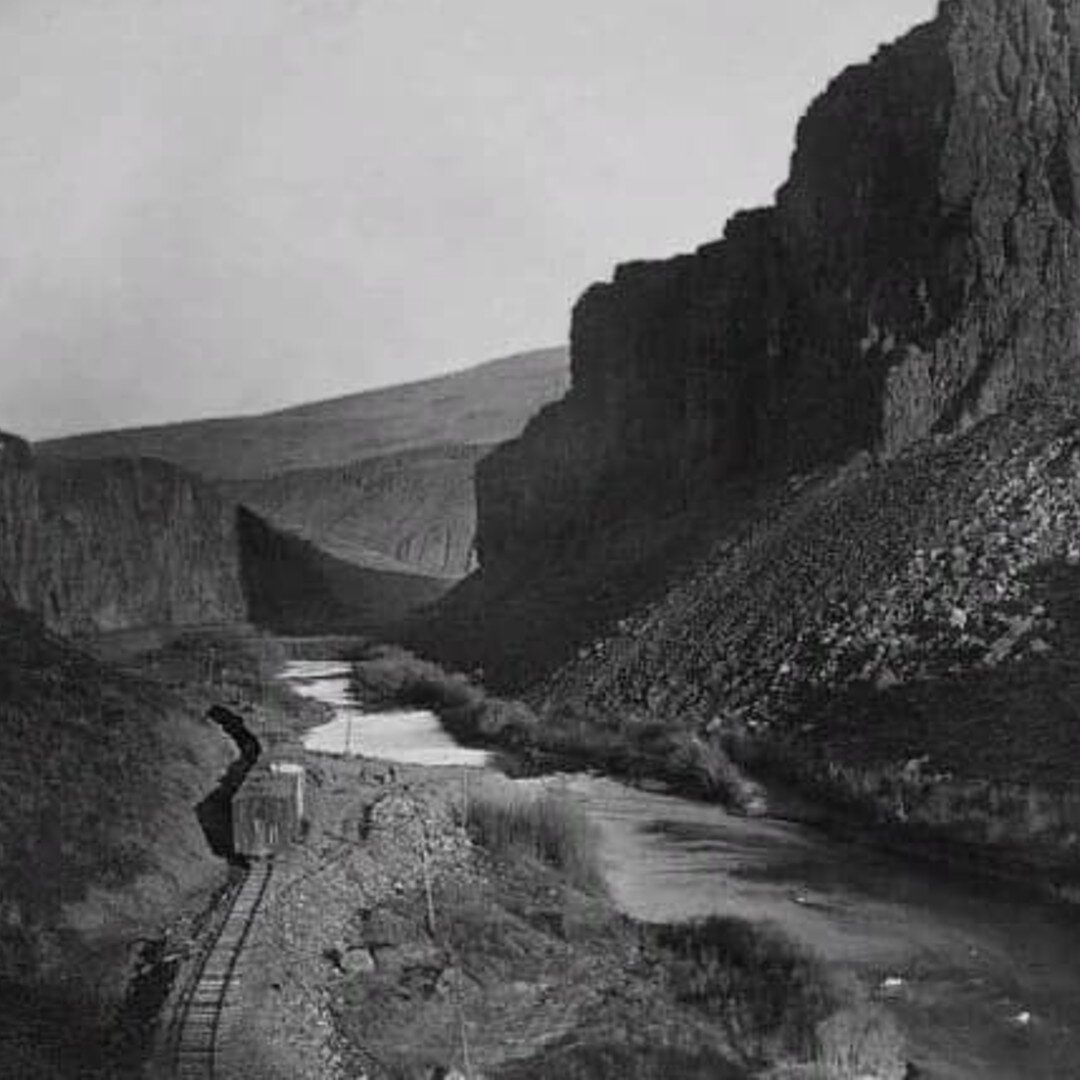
[476,0,1080,574]
[0,449,248,634]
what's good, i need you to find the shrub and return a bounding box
[649,919,833,1070]
[668,732,766,812]
[350,646,540,747]
[464,787,604,892]
[813,1002,906,1080]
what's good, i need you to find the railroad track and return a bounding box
[170,860,274,1078]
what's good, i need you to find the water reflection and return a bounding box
[285,659,491,767]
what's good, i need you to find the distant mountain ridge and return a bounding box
[40,346,569,480]
[40,346,570,579]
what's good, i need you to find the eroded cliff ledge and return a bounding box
[477,0,1080,574]
[0,438,430,636]
[0,445,248,634]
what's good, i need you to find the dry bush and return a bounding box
[464,788,604,892]
[813,1002,906,1080]
[648,918,833,1071]
[350,645,539,748]
[669,732,766,811]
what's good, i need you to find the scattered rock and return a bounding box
[340,947,376,975]
[372,941,444,973]
[362,908,417,949]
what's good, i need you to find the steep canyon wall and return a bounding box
[0,438,247,634]
[477,0,1080,574]
[0,433,400,635]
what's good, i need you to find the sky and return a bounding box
[1,0,936,439]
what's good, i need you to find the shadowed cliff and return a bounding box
[0,595,235,1076]
[474,0,1080,580]
[0,435,445,638]
[423,0,1080,684]
[413,0,1080,880]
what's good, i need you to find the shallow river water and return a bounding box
[283,660,1080,1079]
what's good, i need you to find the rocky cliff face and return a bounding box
[0,428,32,468]
[0,441,430,636]
[0,448,248,634]
[477,0,1080,572]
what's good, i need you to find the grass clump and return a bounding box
[669,731,767,813]
[464,786,604,893]
[648,919,908,1078]
[649,918,832,1071]
[811,1002,906,1079]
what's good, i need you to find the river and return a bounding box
[282,660,1080,1079]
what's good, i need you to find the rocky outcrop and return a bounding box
[0,440,441,636]
[477,0,1080,573]
[0,448,248,634]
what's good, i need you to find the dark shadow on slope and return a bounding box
[220,441,487,579]
[235,505,450,636]
[406,469,769,692]
[0,980,119,1079]
[196,705,261,862]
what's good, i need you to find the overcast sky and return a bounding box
[1,0,936,439]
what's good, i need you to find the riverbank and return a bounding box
[731,730,1080,906]
[286,649,1080,1076]
[345,643,767,810]
[344,642,1080,908]
[209,747,905,1079]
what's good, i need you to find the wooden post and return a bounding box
[458,1003,474,1080]
[420,827,436,937]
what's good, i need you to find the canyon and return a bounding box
[0,432,444,637]
[476,0,1080,580]
[418,0,1080,885]
[11,2,1080,1075]
[44,347,569,581]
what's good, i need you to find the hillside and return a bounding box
[41,346,568,481]
[436,0,1080,683]
[235,504,449,631]
[0,598,233,1076]
[41,346,569,578]
[422,411,1080,877]
[419,0,1080,877]
[0,436,445,637]
[221,444,486,579]
[523,403,1080,874]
